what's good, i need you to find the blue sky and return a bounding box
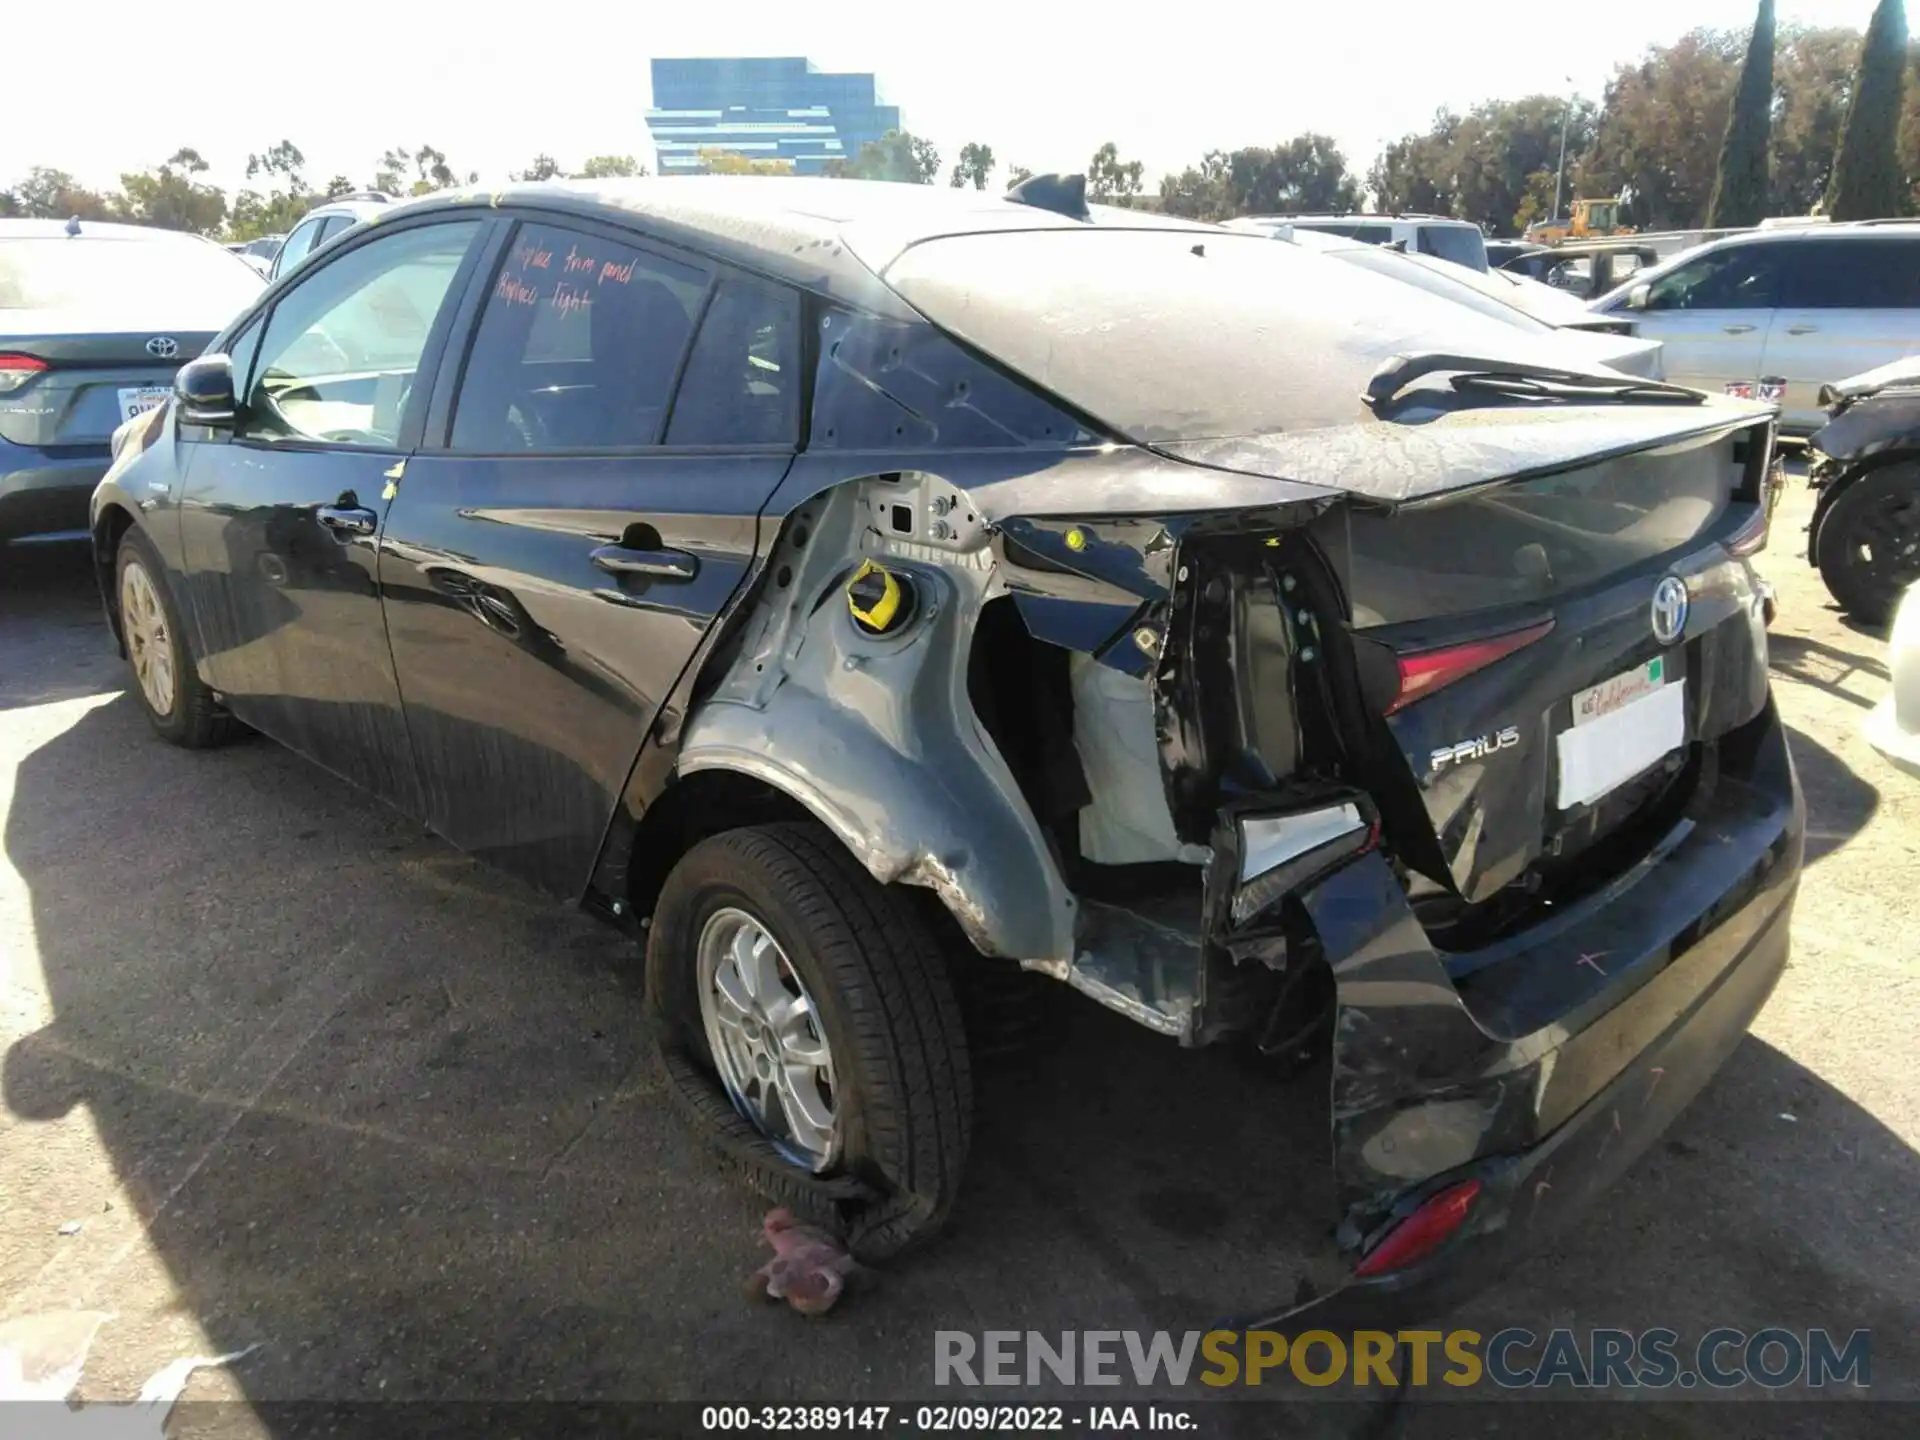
[3,0,1888,195]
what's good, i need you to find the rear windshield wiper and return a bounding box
[1364,352,1704,412]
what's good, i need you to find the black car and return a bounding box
[91,175,1802,1326]
[1805,357,1920,624]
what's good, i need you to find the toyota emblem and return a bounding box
[145,336,179,359]
[1651,575,1689,646]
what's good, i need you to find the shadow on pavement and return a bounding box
[2,554,1916,1437]
[1784,725,1881,865]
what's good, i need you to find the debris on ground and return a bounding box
[56,1220,82,1237]
[744,1208,860,1316]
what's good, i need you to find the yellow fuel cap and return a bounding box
[847,558,914,634]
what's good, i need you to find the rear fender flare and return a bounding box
[676,484,1077,962]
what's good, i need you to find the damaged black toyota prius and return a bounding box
[89,175,1802,1324]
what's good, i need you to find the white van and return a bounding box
[1222,214,1489,271]
[1590,223,1920,432]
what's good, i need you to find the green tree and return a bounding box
[516,154,563,182]
[1708,1,1777,226]
[1087,141,1144,203]
[694,148,795,176]
[323,175,356,199]
[372,147,411,194]
[949,142,995,189]
[1005,164,1034,187]
[577,154,647,178]
[1448,97,1596,233]
[229,141,311,240]
[116,148,228,234]
[824,130,940,183]
[1827,0,1910,218]
[1158,151,1237,220]
[1578,29,1744,229]
[1229,135,1362,215]
[1773,27,1867,214]
[1368,111,1463,216]
[6,167,119,222]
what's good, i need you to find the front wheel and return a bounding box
[116,528,238,748]
[1815,463,1920,626]
[647,823,972,1261]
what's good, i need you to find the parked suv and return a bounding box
[91,176,1799,1329]
[1224,213,1490,271]
[268,193,396,281]
[1591,223,1920,432]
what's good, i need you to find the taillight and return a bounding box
[1385,619,1555,715]
[1726,505,1769,557]
[0,354,49,394]
[1354,1179,1482,1277]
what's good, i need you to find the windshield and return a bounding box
[0,235,264,315]
[1416,224,1489,271]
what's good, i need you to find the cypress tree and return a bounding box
[1707,0,1776,227]
[1825,0,1910,219]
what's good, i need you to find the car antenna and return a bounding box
[1005,172,1090,221]
[65,215,82,237]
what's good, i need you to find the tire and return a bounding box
[1815,463,1920,627]
[647,822,972,1261]
[115,528,238,748]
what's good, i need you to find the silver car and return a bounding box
[1591,223,1920,432]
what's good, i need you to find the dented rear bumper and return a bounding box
[1246,700,1802,1329]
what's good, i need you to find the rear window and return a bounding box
[1416,224,1488,271]
[884,228,1568,441]
[1318,432,1741,629]
[1784,238,1920,308]
[0,236,262,314]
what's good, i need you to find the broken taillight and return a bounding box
[1354,1179,1482,1277]
[1385,620,1555,715]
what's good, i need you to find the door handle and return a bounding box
[317,504,377,536]
[590,543,699,582]
[1721,324,1756,335]
[1786,324,1819,336]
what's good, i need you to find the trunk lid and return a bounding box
[1302,420,1776,937]
[0,330,216,447]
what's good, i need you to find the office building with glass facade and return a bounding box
[645,58,902,175]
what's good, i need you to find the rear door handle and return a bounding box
[590,544,699,582]
[1786,324,1819,335]
[317,504,378,536]
[1721,324,1756,335]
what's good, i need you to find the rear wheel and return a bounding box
[647,822,972,1260]
[116,528,237,748]
[1815,463,1920,627]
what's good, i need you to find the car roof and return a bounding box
[301,198,392,223]
[376,176,1217,317]
[1250,213,1476,226]
[0,218,214,244]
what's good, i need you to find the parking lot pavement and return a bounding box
[1,476,1916,1436]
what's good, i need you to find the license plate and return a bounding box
[1725,378,1785,403]
[117,386,170,422]
[1557,660,1684,808]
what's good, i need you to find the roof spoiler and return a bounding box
[1006,172,1090,221]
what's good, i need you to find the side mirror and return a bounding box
[1626,282,1653,312]
[175,353,237,427]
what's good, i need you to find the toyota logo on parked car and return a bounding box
[1652,575,1689,645]
[145,336,179,359]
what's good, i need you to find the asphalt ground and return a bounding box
[1,475,1915,1437]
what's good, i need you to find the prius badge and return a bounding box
[1651,575,1689,646]
[1430,726,1521,773]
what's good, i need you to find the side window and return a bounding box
[272,218,323,280]
[313,215,355,252]
[665,278,801,446]
[1784,240,1920,308]
[1645,245,1784,311]
[450,222,709,451]
[241,220,479,447]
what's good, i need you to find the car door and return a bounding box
[175,216,487,810]
[1760,235,1920,431]
[1608,240,1787,394]
[378,215,801,897]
